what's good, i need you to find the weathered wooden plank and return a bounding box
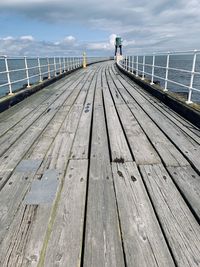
[43,159,88,267]
[117,74,200,171]
[105,66,161,165]
[0,70,84,136]
[102,68,132,162]
[129,102,189,167]
[83,88,125,266]
[116,104,161,164]
[140,164,200,267]
[70,69,98,159]
[112,162,175,266]
[0,69,93,265]
[0,71,91,157]
[167,165,200,221]
[108,65,189,167]
[113,64,200,141]
[0,70,92,190]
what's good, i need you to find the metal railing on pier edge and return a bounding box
[117,50,200,104]
[0,56,110,98]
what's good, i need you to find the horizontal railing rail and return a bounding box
[0,55,110,98]
[117,50,200,104]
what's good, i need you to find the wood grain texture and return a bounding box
[140,164,200,267]
[43,160,88,267]
[112,162,175,267]
[83,88,125,267]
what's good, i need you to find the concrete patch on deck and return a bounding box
[15,159,42,173]
[24,169,59,205]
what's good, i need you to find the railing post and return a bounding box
[187,49,197,104]
[128,56,130,72]
[63,57,66,72]
[125,55,128,71]
[4,56,13,95]
[122,58,125,69]
[150,54,155,84]
[67,58,69,71]
[24,56,31,87]
[164,52,170,91]
[83,53,87,68]
[47,57,51,79]
[54,57,57,76]
[136,56,139,77]
[131,56,134,74]
[59,57,62,74]
[37,57,42,82]
[142,55,145,80]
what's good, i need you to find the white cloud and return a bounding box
[20,35,34,41]
[2,36,15,41]
[0,0,200,54]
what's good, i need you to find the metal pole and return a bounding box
[150,54,155,84]
[128,56,130,71]
[37,57,42,82]
[136,56,139,77]
[47,57,51,79]
[4,56,13,95]
[63,57,66,72]
[59,57,62,74]
[54,57,57,76]
[187,49,197,104]
[83,53,87,68]
[125,55,128,71]
[142,55,145,80]
[131,56,134,74]
[164,52,170,91]
[24,56,31,87]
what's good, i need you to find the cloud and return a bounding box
[20,35,35,41]
[0,35,116,56]
[0,0,200,54]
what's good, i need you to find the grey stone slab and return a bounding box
[24,169,59,205]
[15,159,42,173]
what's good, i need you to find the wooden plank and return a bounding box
[129,102,189,167]
[116,104,161,165]
[112,162,175,266]
[0,69,93,264]
[102,67,132,162]
[167,165,200,221]
[140,164,200,267]
[70,69,98,159]
[83,89,125,266]
[43,159,88,267]
[0,70,84,137]
[108,65,189,167]
[117,74,200,171]
[0,70,92,190]
[0,71,90,157]
[105,67,161,165]
[113,64,200,141]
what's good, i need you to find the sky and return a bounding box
[0,0,200,56]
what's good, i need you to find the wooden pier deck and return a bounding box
[0,61,200,267]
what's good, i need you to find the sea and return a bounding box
[0,55,200,103]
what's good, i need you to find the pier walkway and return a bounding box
[0,61,200,267]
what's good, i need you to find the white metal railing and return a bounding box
[117,50,200,104]
[0,56,109,98]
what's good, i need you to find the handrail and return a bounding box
[117,50,200,104]
[0,56,110,97]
